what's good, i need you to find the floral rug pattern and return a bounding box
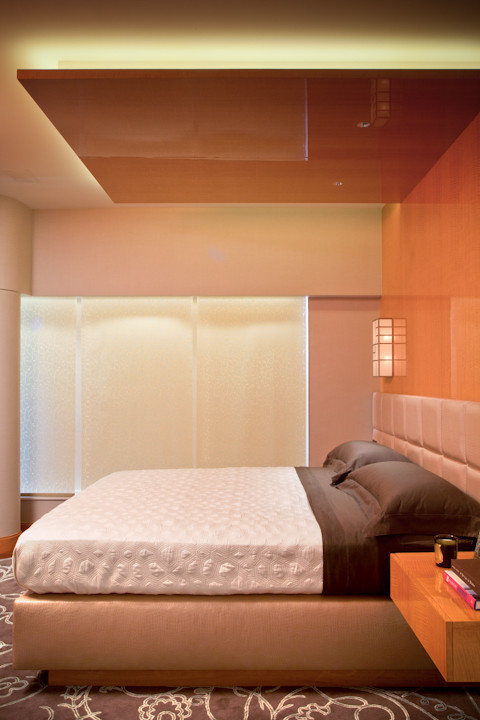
[2,558,480,719]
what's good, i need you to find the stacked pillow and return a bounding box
[324,439,412,485]
[323,440,480,539]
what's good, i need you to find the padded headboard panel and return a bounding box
[372,392,480,504]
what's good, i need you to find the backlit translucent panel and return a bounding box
[20,297,77,493]
[196,297,307,467]
[81,297,194,487]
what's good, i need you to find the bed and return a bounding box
[12,392,480,687]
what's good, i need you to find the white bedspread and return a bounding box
[13,467,324,595]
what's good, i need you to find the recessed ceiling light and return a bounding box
[356,121,371,128]
[333,181,344,187]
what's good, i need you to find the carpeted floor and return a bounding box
[2,558,480,720]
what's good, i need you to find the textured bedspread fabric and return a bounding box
[13,466,324,595]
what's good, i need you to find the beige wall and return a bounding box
[2,200,381,532]
[0,196,32,294]
[30,203,382,467]
[0,197,32,551]
[32,205,381,297]
[308,297,380,466]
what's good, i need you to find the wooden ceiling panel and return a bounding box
[82,157,385,203]
[21,76,307,161]
[18,70,480,204]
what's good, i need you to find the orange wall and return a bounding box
[380,112,480,401]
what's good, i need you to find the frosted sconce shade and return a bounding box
[370,78,390,127]
[372,318,406,377]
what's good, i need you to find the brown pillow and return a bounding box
[346,461,480,537]
[323,440,411,485]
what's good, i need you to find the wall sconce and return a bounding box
[372,318,406,377]
[370,79,390,127]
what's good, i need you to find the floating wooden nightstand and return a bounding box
[391,551,480,682]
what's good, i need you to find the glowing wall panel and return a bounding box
[21,297,306,493]
[196,297,307,467]
[81,297,194,487]
[20,297,76,493]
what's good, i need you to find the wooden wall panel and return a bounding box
[381,113,480,401]
[450,298,480,400]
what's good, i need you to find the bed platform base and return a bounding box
[47,668,447,688]
[14,590,440,688]
[48,668,448,688]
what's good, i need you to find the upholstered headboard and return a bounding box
[372,392,480,504]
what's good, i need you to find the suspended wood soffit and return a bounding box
[17,69,480,204]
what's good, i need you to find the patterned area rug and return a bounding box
[2,558,480,720]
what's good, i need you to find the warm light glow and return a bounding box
[13,35,480,71]
[373,318,407,377]
[21,296,308,491]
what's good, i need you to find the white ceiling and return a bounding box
[1,0,479,209]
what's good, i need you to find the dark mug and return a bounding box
[434,534,458,568]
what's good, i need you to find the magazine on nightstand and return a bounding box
[444,568,480,610]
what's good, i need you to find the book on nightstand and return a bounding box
[443,569,480,610]
[451,558,480,595]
